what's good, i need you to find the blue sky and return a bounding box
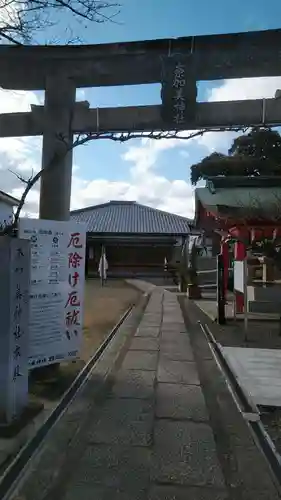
[68,0,281,184]
[2,0,281,218]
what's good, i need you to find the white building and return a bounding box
[0,190,20,229]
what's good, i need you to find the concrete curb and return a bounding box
[180,297,281,500]
[4,292,151,500]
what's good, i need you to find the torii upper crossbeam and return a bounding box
[0,28,281,221]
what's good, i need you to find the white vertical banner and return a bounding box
[65,230,86,355]
[18,218,87,368]
[98,246,108,285]
[89,246,94,260]
[234,261,244,293]
[0,237,30,422]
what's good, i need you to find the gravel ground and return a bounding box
[30,279,141,400]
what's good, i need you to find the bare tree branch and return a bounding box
[0,125,257,236]
[71,126,249,147]
[8,167,32,184]
[0,0,121,44]
[0,29,22,44]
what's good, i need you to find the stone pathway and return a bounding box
[61,289,228,500]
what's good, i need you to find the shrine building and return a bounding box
[0,189,20,227]
[71,200,193,278]
[194,176,281,310]
[194,176,281,252]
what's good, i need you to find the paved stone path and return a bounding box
[60,289,228,500]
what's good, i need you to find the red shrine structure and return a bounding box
[194,176,281,312]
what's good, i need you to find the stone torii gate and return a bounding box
[1,28,281,222]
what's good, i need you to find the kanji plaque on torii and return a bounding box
[161,56,197,127]
[1,28,281,222]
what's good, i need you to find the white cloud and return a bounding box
[195,76,281,153]
[76,89,86,101]
[0,1,18,30]
[1,76,281,221]
[119,138,195,217]
[0,84,195,219]
[70,138,195,218]
[179,150,190,159]
[208,76,281,102]
[0,89,42,201]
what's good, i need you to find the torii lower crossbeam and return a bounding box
[1,98,281,137]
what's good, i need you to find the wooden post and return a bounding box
[243,259,249,340]
[221,240,229,296]
[217,254,226,324]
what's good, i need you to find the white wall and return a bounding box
[0,201,13,228]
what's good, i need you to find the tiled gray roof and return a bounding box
[196,186,281,210]
[71,201,192,234]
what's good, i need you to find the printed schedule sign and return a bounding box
[18,218,87,368]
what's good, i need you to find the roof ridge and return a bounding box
[71,201,114,214]
[109,200,136,205]
[0,189,20,206]
[71,200,192,222]
[71,200,192,234]
[134,201,192,222]
[71,200,137,214]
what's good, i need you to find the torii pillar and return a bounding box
[37,76,76,378]
[39,76,76,221]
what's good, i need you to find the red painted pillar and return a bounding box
[234,240,246,313]
[221,240,229,295]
